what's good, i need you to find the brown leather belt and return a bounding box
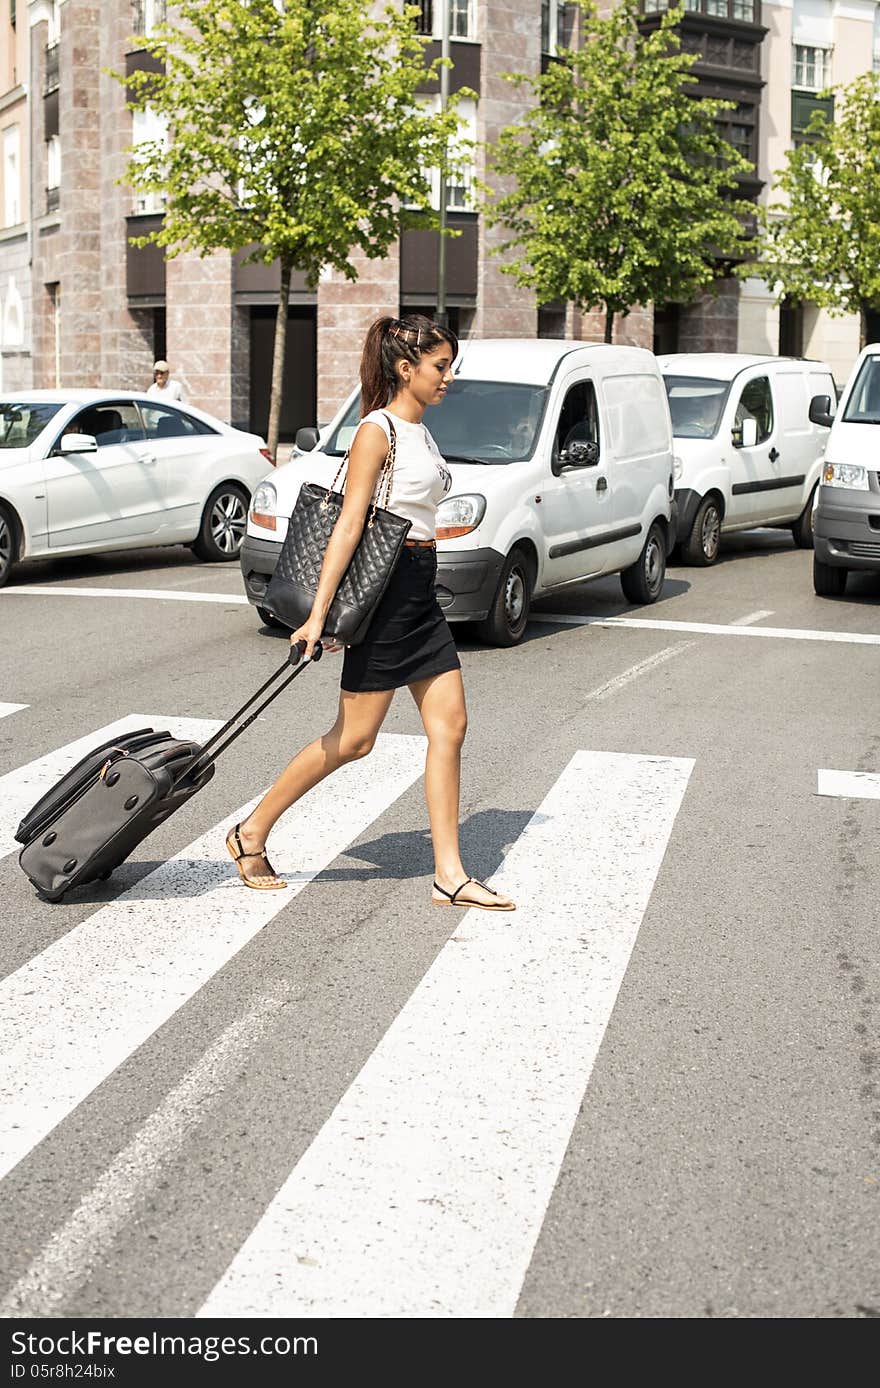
[404,538,436,548]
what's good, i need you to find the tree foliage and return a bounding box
[484,0,754,341]
[748,72,880,346]
[118,0,466,455]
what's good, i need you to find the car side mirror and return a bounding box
[808,394,834,428]
[295,426,319,452]
[58,432,98,454]
[732,418,758,449]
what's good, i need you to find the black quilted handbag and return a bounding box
[263,414,412,645]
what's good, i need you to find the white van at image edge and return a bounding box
[240,339,676,646]
[657,353,836,565]
[812,341,880,597]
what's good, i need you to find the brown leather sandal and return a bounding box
[225,823,286,891]
[432,877,515,912]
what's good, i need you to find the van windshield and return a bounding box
[0,402,64,449]
[663,376,729,439]
[323,380,549,463]
[842,355,880,423]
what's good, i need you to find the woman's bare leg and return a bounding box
[230,686,395,883]
[409,669,515,909]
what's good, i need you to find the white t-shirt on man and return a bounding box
[147,378,186,403]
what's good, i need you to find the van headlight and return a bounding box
[822,462,868,490]
[250,481,278,530]
[436,494,486,540]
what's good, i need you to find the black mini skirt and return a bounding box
[341,545,461,693]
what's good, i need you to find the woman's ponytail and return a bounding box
[360,317,397,418]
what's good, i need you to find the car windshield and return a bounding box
[323,380,549,463]
[842,355,880,423]
[0,402,64,449]
[663,376,729,439]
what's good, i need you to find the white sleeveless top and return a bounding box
[354,409,452,541]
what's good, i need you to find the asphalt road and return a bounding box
[0,530,877,1322]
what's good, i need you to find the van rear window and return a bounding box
[842,355,880,423]
[663,376,728,439]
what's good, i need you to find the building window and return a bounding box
[541,2,574,55]
[412,95,476,212]
[46,134,61,214]
[3,126,20,228]
[412,0,475,41]
[680,0,757,17]
[132,0,166,35]
[793,44,831,91]
[873,6,880,73]
[131,106,168,214]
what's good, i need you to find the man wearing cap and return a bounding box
[146,360,187,403]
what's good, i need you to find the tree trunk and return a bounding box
[859,303,868,351]
[604,306,614,344]
[266,259,293,463]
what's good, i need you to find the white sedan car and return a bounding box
[0,390,274,587]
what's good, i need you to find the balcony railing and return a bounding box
[44,42,59,95]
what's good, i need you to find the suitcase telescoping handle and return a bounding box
[176,640,323,787]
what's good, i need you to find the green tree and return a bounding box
[483,0,753,343]
[119,0,465,458]
[749,72,880,349]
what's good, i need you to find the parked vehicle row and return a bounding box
[241,339,677,645]
[0,391,273,588]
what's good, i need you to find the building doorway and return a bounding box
[249,305,316,441]
[653,303,680,355]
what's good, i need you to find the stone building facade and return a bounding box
[2,0,872,433]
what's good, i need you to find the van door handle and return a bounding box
[138,453,158,466]
[769,447,780,462]
[596,476,608,492]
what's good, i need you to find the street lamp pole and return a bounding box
[435,0,450,329]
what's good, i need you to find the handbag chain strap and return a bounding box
[325,413,398,531]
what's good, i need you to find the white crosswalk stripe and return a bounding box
[198,750,693,1320]
[0,715,223,862]
[0,702,28,722]
[817,768,880,800]
[1,711,691,1320]
[0,732,427,1185]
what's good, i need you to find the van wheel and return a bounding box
[0,503,18,588]
[257,605,287,630]
[813,556,847,596]
[620,523,666,605]
[478,546,533,646]
[192,484,249,561]
[683,496,721,566]
[791,486,816,549]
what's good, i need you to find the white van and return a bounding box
[657,353,835,565]
[240,339,675,645]
[812,342,880,597]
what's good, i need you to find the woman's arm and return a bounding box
[291,420,389,657]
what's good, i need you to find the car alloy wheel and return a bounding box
[210,489,248,556]
[0,505,15,587]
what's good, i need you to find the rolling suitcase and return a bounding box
[16,641,322,902]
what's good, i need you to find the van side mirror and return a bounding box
[58,432,98,454]
[295,426,319,452]
[554,439,600,474]
[732,417,758,449]
[808,394,834,428]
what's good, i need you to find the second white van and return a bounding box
[657,353,836,565]
[241,339,676,645]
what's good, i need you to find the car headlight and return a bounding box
[822,462,869,490]
[435,494,486,540]
[250,481,278,530]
